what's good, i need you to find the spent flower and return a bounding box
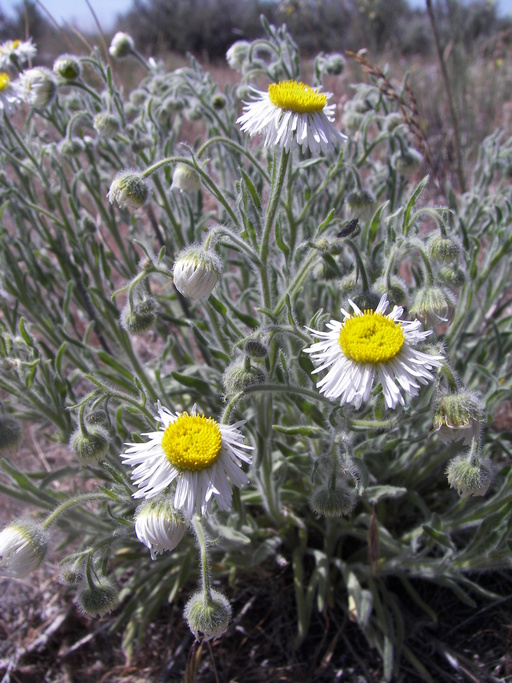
[237,79,347,155]
[305,294,444,410]
[120,403,253,518]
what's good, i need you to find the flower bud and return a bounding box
[108,171,149,210]
[19,67,57,108]
[324,53,345,75]
[410,286,456,326]
[446,453,495,498]
[120,298,157,334]
[226,40,251,71]
[76,577,119,617]
[351,291,381,312]
[93,113,121,138]
[211,93,226,110]
[223,358,265,394]
[427,233,461,264]
[346,189,375,221]
[58,138,84,157]
[437,265,466,288]
[0,414,23,452]
[245,338,268,359]
[373,275,408,307]
[432,390,483,446]
[53,54,81,80]
[172,246,222,300]
[184,589,232,641]
[384,113,403,132]
[310,484,356,518]
[59,564,84,585]
[339,272,359,295]
[395,148,424,176]
[134,497,186,559]
[171,163,201,193]
[70,425,110,464]
[0,519,49,578]
[85,410,110,429]
[108,32,134,59]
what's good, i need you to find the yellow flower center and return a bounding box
[268,80,327,114]
[339,311,405,364]
[161,413,222,472]
[12,40,21,48]
[0,72,10,91]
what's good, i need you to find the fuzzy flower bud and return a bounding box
[0,520,49,578]
[120,298,157,334]
[226,40,251,71]
[93,113,121,138]
[108,171,149,210]
[19,67,57,108]
[85,410,110,429]
[395,148,424,176]
[70,425,110,464]
[134,497,186,559]
[373,275,408,307]
[223,358,265,394]
[211,93,226,110]
[339,272,359,295]
[58,138,84,157]
[410,285,456,326]
[59,564,84,585]
[53,54,81,80]
[310,484,356,518]
[346,189,376,221]
[324,53,346,75]
[171,163,201,193]
[350,291,382,312]
[0,414,23,452]
[108,32,134,59]
[433,390,483,446]
[446,452,495,498]
[437,265,466,288]
[245,338,268,359]
[184,589,232,641]
[76,577,119,617]
[427,233,461,264]
[172,246,222,300]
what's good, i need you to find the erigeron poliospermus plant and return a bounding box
[1,18,512,679]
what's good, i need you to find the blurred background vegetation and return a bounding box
[0,0,510,61]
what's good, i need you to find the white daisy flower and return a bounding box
[0,38,37,70]
[305,294,444,410]
[0,71,22,115]
[121,404,253,518]
[134,496,186,559]
[237,79,347,155]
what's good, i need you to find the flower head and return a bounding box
[432,389,483,446]
[108,171,149,210]
[0,71,22,115]
[53,54,81,80]
[0,38,37,70]
[171,163,201,193]
[184,589,232,641]
[237,79,347,155]
[108,32,134,59]
[120,403,253,518]
[305,294,444,410]
[134,496,186,559]
[172,246,222,301]
[0,520,49,579]
[19,67,57,108]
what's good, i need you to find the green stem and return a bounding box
[192,516,212,600]
[43,492,112,529]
